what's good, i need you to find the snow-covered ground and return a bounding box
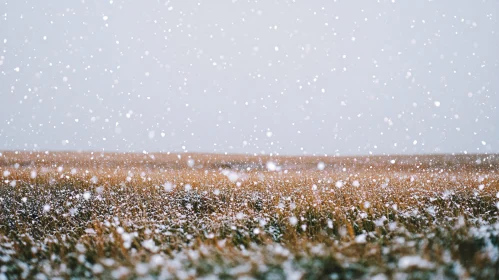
[0,152,498,279]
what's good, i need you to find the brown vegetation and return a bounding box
[0,151,498,279]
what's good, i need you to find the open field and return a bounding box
[1,151,499,279]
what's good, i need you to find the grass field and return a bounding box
[1,151,498,279]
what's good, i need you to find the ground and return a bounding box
[0,151,498,279]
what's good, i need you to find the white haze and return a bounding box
[0,1,498,155]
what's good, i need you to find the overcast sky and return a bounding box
[1,0,498,156]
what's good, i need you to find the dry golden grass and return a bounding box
[1,151,498,279]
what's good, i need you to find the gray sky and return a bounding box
[1,0,498,156]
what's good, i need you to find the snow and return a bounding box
[92,264,104,274]
[0,0,495,156]
[227,172,239,182]
[266,161,277,171]
[1,0,499,275]
[398,256,435,270]
[83,192,91,200]
[355,234,367,243]
[317,162,325,170]
[163,182,174,192]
